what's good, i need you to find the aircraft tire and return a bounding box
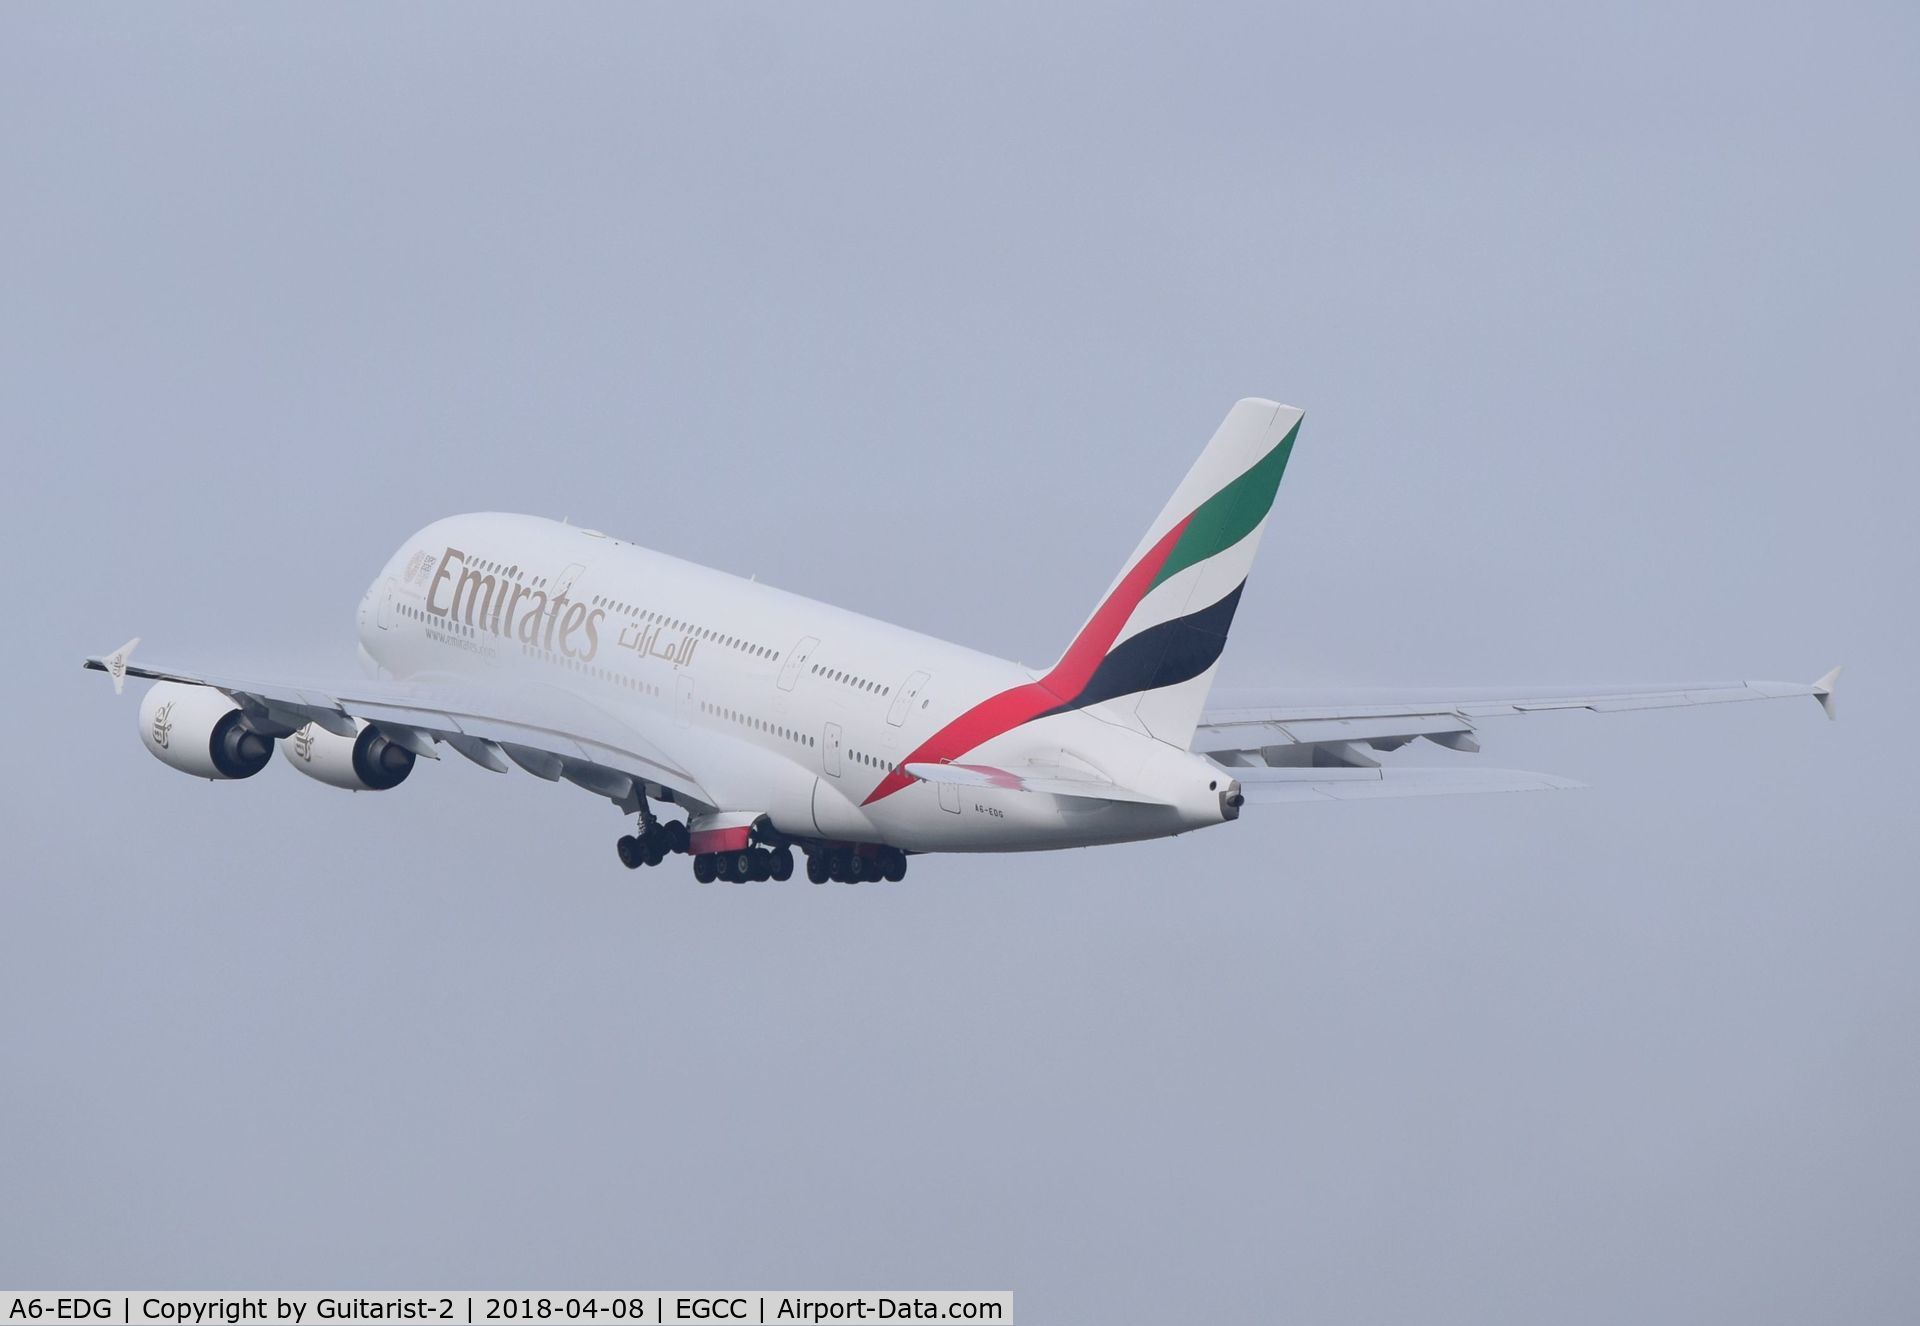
[617,835,642,869]
[771,847,794,881]
[806,853,829,884]
[883,851,906,882]
[733,851,755,882]
[693,853,717,883]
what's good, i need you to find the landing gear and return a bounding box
[803,845,909,883]
[615,794,690,871]
[695,849,769,883]
[681,833,899,885]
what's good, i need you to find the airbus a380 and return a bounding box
[87,400,1838,884]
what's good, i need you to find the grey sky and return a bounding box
[3,3,1916,1320]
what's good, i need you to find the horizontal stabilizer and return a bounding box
[1233,765,1583,804]
[904,761,1174,805]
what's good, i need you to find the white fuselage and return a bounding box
[356,513,1233,853]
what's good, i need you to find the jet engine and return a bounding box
[281,720,416,791]
[138,680,275,780]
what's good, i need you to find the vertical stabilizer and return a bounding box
[1045,399,1302,745]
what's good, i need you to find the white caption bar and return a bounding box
[0,1295,1011,1326]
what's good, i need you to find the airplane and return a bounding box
[85,399,1839,884]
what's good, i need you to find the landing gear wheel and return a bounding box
[883,850,906,882]
[807,852,829,884]
[665,820,689,854]
[643,837,666,867]
[693,853,717,883]
[733,851,754,882]
[771,847,794,882]
[617,835,642,869]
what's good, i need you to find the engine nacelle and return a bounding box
[281,720,415,791]
[139,680,275,780]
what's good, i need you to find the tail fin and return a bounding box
[1046,399,1302,745]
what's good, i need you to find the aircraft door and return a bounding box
[887,671,930,726]
[779,636,820,691]
[377,578,396,630]
[676,675,695,724]
[822,722,843,777]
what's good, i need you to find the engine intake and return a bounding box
[282,721,416,791]
[139,681,275,780]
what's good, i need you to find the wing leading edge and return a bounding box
[83,651,720,810]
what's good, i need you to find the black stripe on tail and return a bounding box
[1038,580,1245,719]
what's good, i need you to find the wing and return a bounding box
[1197,669,1841,770]
[83,651,723,810]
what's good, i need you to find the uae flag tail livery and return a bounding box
[860,400,1300,808]
[1051,399,1303,745]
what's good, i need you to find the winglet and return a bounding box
[1813,665,1842,720]
[99,637,140,696]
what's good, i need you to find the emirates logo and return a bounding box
[151,701,175,750]
[292,725,316,761]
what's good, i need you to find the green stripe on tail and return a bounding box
[1149,416,1301,591]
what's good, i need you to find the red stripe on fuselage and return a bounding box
[862,516,1192,805]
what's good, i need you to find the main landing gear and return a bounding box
[692,845,795,883]
[681,842,908,884]
[615,797,908,885]
[804,845,908,884]
[615,802,690,870]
